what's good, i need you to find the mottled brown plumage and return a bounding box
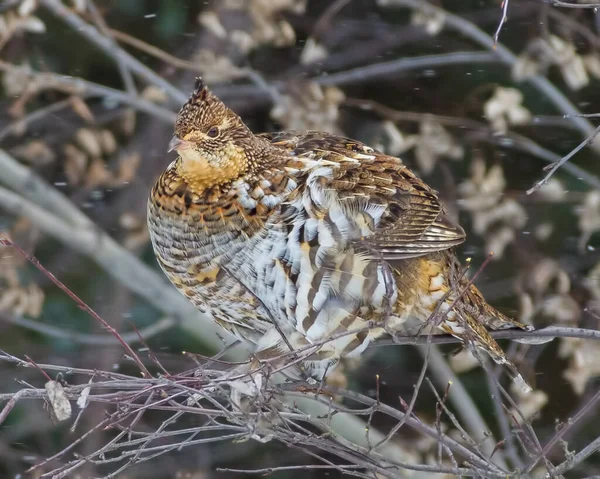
[148,78,532,391]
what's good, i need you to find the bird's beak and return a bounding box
[168,136,191,153]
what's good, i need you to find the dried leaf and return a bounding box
[45,380,72,421]
[77,386,90,409]
[198,11,227,38]
[535,178,566,202]
[271,83,344,133]
[70,96,95,123]
[20,15,45,33]
[98,129,117,155]
[411,8,445,35]
[75,128,102,158]
[577,191,600,250]
[64,144,88,185]
[120,108,137,136]
[484,87,531,133]
[510,382,548,420]
[300,37,328,65]
[84,158,111,189]
[141,85,168,104]
[11,140,55,166]
[559,338,600,395]
[512,53,540,82]
[449,349,479,373]
[114,152,141,185]
[18,0,37,17]
[549,35,589,90]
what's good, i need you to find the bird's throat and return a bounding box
[176,147,248,193]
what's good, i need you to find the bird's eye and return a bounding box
[207,127,220,138]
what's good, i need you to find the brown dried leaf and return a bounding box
[113,152,141,186]
[70,96,95,123]
[75,128,102,158]
[84,158,111,189]
[141,85,168,104]
[63,144,88,185]
[120,109,137,136]
[98,129,117,155]
[11,140,55,166]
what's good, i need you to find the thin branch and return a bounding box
[108,28,204,73]
[493,0,510,45]
[551,1,600,7]
[542,434,600,478]
[317,51,500,86]
[527,124,600,194]
[39,0,187,104]
[525,387,600,473]
[284,387,508,476]
[484,360,525,469]
[419,344,508,469]
[373,326,600,347]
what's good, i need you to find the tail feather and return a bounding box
[466,284,533,331]
[442,310,532,393]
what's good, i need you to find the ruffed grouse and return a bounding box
[148,79,531,391]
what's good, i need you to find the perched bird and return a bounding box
[148,78,532,391]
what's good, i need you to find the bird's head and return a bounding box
[169,78,258,190]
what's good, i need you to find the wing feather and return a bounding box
[261,130,466,259]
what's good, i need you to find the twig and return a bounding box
[373,326,600,347]
[107,27,204,73]
[217,465,365,474]
[484,360,525,469]
[551,1,600,7]
[420,344,508,469]
[525,387,600,473]
[284,387,508,476]
[493,0,510,45]
[527,124,600,194]
[542,434,600,478]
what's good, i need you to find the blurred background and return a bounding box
[0,0,600,477]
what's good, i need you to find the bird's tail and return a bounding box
[449,283,533,393]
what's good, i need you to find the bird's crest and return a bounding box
[174,77,235,138]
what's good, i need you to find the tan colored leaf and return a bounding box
[45,380,72,421]
[70,96,94,123]
[75,128,102,158]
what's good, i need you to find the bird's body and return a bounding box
[148,79,531,389]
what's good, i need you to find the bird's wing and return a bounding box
[260,130,465,260]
